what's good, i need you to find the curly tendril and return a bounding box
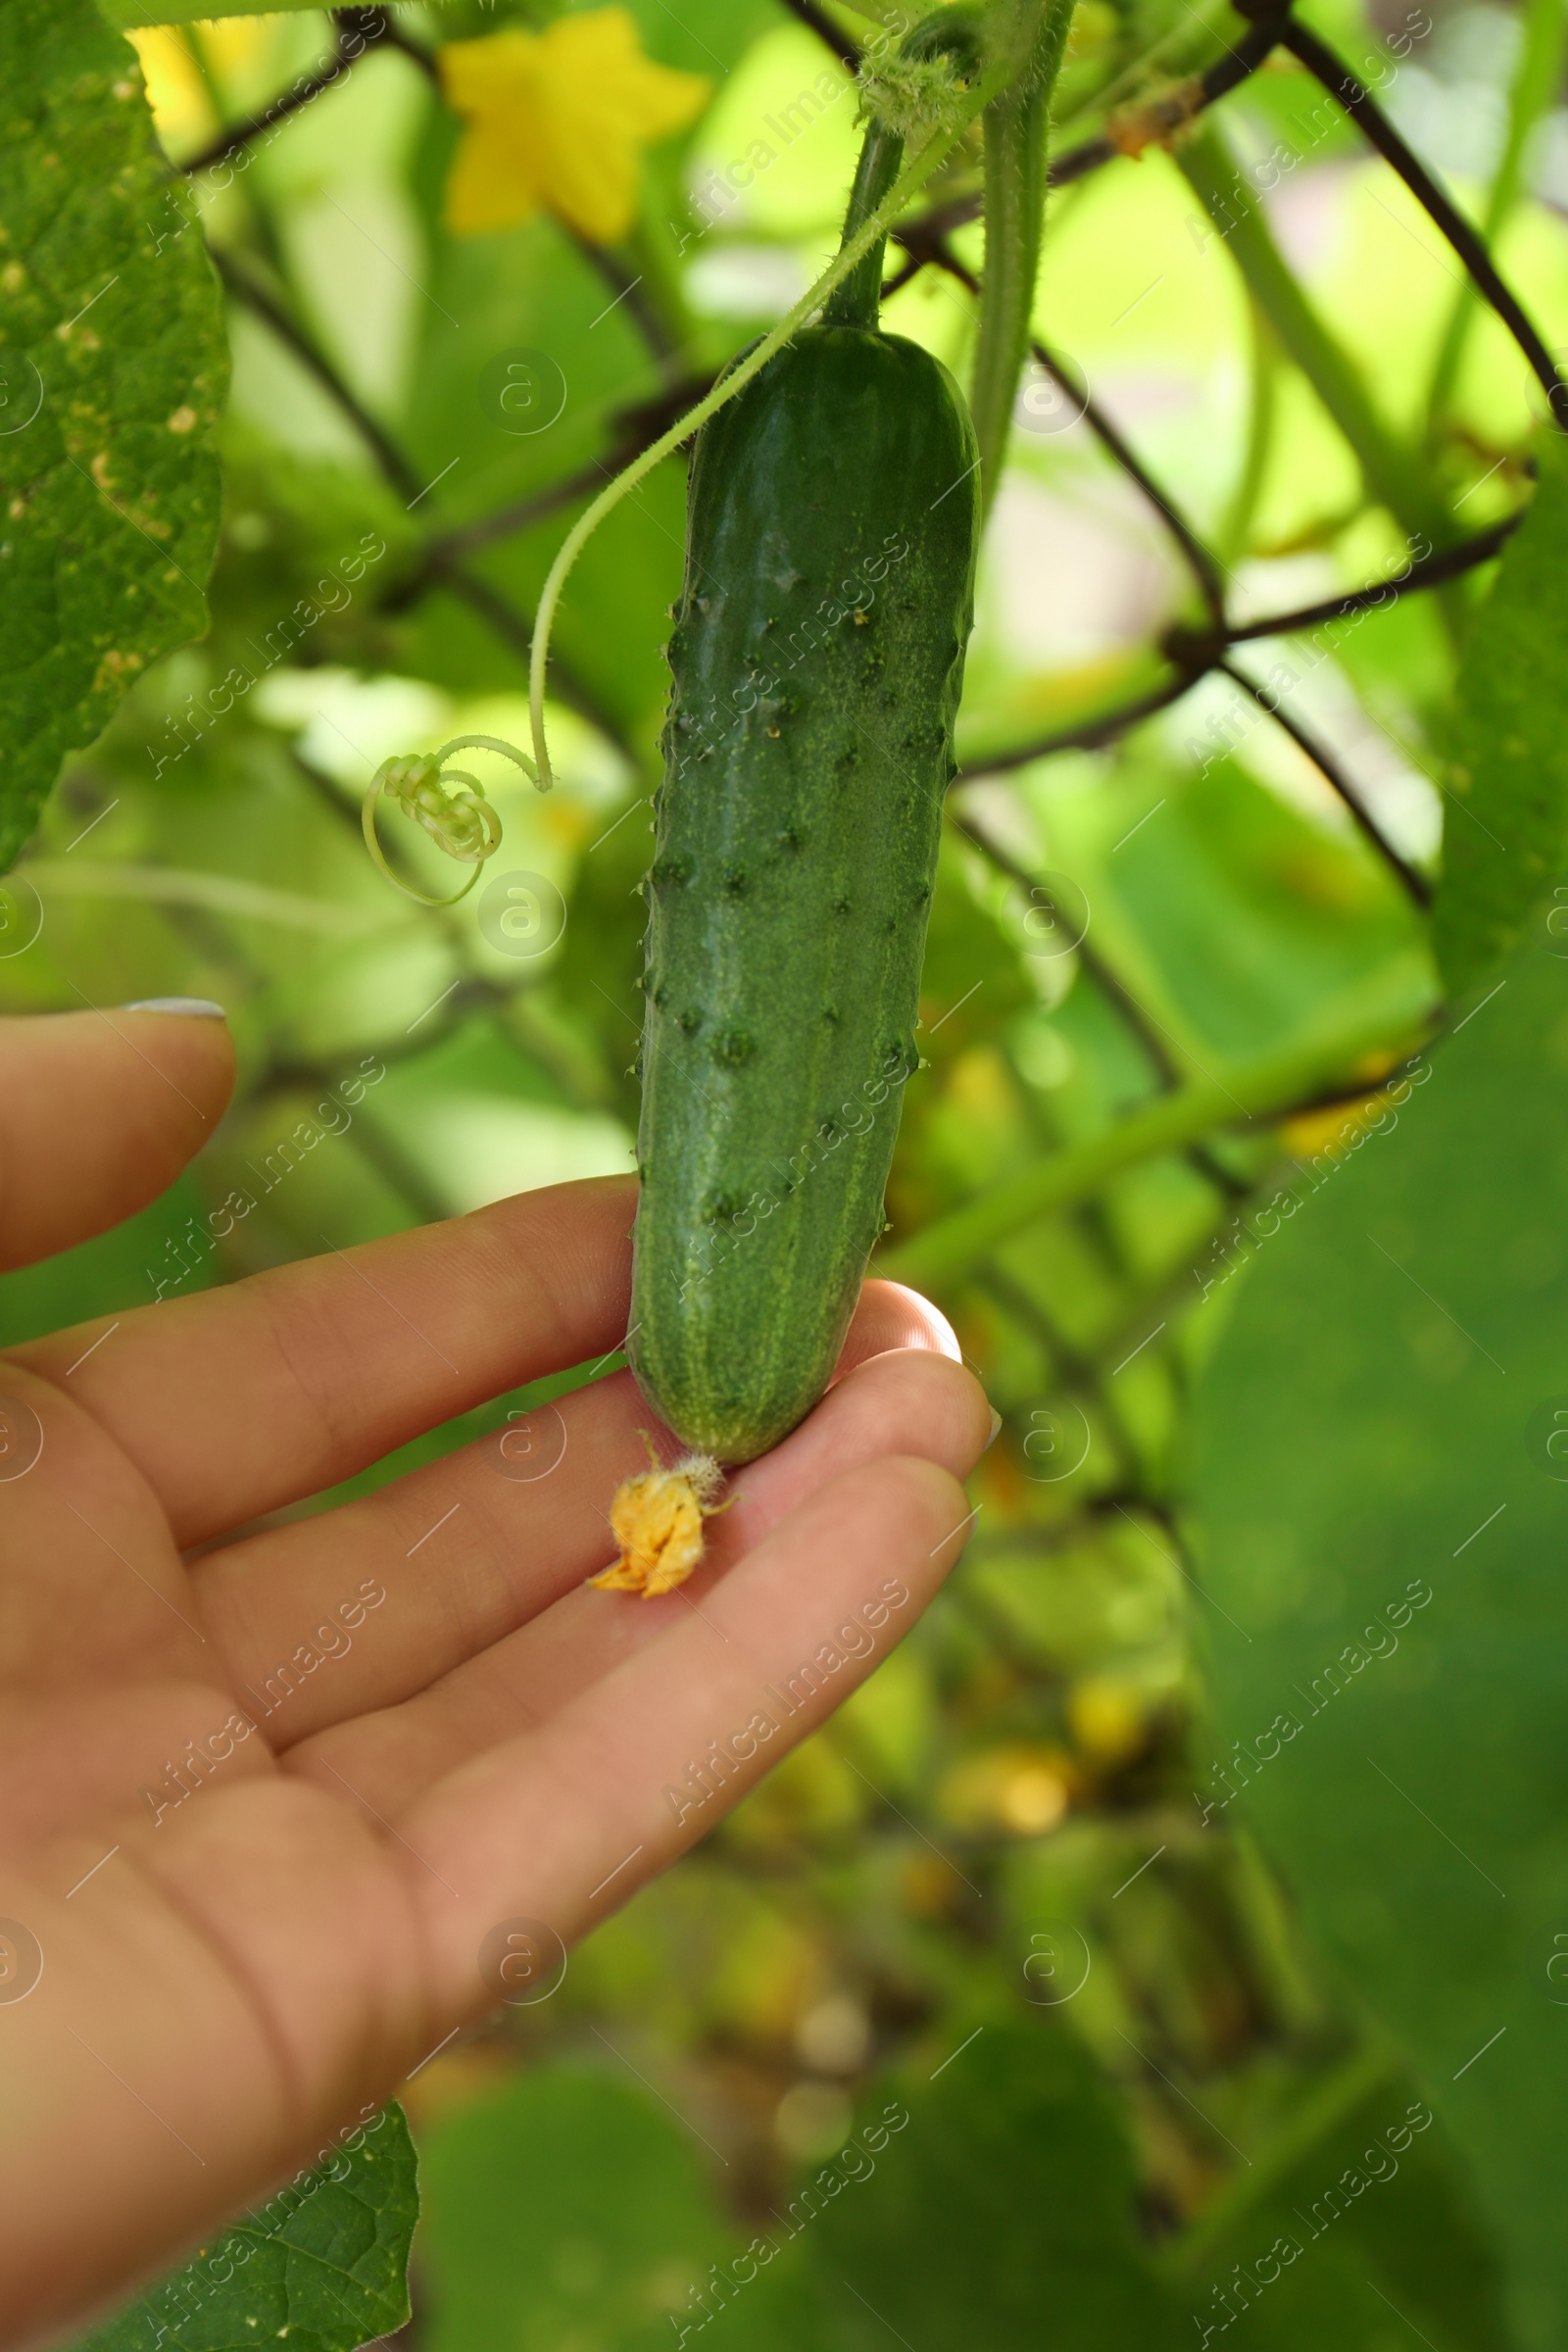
[361,733,537,906]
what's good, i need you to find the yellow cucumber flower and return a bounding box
[440,8,710,244]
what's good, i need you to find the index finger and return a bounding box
[13,1176,638,1548]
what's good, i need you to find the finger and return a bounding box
[197,1340,988,1761]
[834,1277,960,1375]
[12,1176,639,1546]
[267,1348,988,1796]
[389,1455,976,2014]
[0,1007,233,1271]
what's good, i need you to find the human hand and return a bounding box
[0,1006,991,2346]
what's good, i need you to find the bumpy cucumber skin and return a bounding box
[628,325,980,1464]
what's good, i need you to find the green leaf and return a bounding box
[1434,438,1568,996]
[416,2030,1192,2352]
[417,2066,734,2351]
[67,2105,417,2352]
[1,0,226,868]
[1190,934,1568,2348]
[736,2022,1185,2350]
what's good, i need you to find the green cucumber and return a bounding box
[628,44,982,1465]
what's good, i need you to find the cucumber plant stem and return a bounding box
[1178,124,1454,558]
[968,0,1077,516]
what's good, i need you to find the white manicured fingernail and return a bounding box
[119,998,227,1018]
[985,1406,1003,1450]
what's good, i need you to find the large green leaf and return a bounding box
[0,0,226,867]
[1434,438,1568,997]
[735,2022,1185,2351]
[1191,934,1568,2348]
[417,2067,733,2351]
[69,2106,417,2352]
[418,2029,1185,2352]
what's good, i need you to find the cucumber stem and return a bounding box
[825,4,989,332]
[822,121,906,330]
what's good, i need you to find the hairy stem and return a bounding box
[970,0,1076,516]
[823,121,906,328]
[1179,124,1454,556]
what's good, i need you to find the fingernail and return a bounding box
[119,998,227,1018]
[984,1406,1003,1450]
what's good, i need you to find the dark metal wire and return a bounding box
[1227,513,1523,639]
[211,249,421,501]
[959,667,1205,774]
[213,254,631,752]
[953,490,1522,781]
[1217,658,1433,906]
[174,9,433,178]
[774,0,862,74]
[1048,12,1289,190]
[947,806,1185,1088]
[1275,14,1568,427]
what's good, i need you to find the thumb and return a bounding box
[0,1003,236,1273]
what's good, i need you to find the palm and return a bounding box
[0,1009,986,2346]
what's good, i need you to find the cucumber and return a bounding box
[628,39,982,1465]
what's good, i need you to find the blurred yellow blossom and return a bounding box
[130,19,289,156]
[128,29,216,152]
[439,9,710,243]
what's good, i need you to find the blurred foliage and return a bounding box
[1194,936,1568,2349]
[20,0,1568,2343]
[1433,435,1568,991]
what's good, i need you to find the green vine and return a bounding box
[969,0,1079,516]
